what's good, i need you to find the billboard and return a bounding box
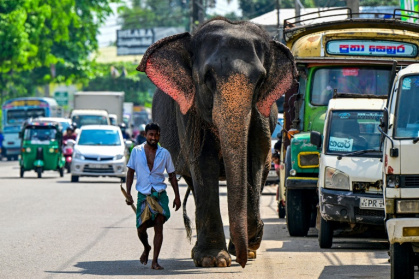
[116,27,185,55]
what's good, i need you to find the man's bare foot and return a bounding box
[151,262,164,270]
[140,245,151,265]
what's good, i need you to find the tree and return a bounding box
[120,0,189,30]
[0,0,117,103]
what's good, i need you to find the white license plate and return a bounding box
[89,164,109,169]
[360,197,384,210]
[268,170,277,176]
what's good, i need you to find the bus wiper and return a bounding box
[337,149,381,160]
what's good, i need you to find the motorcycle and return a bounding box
[62,139,75,173]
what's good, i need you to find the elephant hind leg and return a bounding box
[192,248,232,267]
[228,240,258,260]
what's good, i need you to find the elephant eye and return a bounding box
[204,70,217,92]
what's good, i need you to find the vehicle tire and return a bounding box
[20,167,24,178]
[37,168,42,178]
[71,175,79,183]
[285,146,310,236]
[278,202,286,218]
[318,216,333,248]
[59,167,64,177]
[121,177,126,183]
[7,156,12,161]
[391,243,413,279]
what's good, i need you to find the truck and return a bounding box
[381,63,419,279]
[73,92,124,125]
[310,97,386,248]
[281,8,419,236]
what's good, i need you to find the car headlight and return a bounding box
[114,154,124,160]
[325,167,350,190]
[74,151,85,160]
[386,175,400,188]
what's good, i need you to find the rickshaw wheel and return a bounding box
[59,167,64,177]
[37,168,42,178]
[20,167,24,178]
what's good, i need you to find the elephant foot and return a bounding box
[248,250,257,259]
[192,247,232,267]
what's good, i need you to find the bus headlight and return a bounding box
[386,175,400,188]
[325,167,350,190]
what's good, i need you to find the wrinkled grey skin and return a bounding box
[138,17,297,268]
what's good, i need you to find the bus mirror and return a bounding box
[310,131,322,149]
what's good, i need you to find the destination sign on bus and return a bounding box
[4,100,45,108]
[326,40,418,57]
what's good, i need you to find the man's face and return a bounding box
[146,129,160,147]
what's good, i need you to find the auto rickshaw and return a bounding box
[19,120,65,178]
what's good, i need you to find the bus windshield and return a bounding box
[311,67,391,106]
[7,108,46,124]
[395,75,419,138]
[326,110,383,154]
[72,115,109,128]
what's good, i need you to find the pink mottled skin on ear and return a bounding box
[257,72,293,117]
[145,59,195,115]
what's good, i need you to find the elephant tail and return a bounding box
[183,187,192,243]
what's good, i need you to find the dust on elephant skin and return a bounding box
[138,17,298,268]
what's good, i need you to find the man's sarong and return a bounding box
[136,190,170,228]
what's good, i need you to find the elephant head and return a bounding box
[138,18,297,267]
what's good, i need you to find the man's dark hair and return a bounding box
[145,123,160,133]
[272,152,280,159]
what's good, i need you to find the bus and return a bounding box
[281,8,419,237]
[2,97,61,160]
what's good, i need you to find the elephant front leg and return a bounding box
[190,158,231,267]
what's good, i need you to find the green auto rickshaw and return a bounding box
[19,120,65,178]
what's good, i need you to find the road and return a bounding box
[0,159,396,278]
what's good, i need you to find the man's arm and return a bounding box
[125,167,135,205]
[168,172,181,211]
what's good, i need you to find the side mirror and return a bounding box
[380,108,389,133]
[310,131,322,149]
[125,140,133,147]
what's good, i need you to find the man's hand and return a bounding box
[125,194,134,206]
[173,196,181,211]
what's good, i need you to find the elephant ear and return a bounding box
[257,41,298,117]
[137,32,194,115]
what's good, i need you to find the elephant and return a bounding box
[137,17,298,268]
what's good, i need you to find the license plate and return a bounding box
[268,170,277,176]
[360,197,384,210]
[89,164,109,169]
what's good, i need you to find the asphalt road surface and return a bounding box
[0,159,402,278]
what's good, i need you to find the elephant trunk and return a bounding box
[213,74,254,268]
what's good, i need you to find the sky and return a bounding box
[97,0,241,48]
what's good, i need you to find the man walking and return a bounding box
[125,123,181,270]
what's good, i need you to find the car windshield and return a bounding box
[72,115,108,128]
[24,127,57,142]
[326,110,383,154]
[394,75,419,138]
[311,67,391,106]
[78,129,121,146]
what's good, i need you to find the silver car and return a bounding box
[70,125,128,182]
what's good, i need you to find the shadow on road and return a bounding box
[45,258,241,276]
[318,264,389,279]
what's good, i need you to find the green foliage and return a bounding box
[120,0,189,29]
[83,62,155,105]
[0,0,117,102]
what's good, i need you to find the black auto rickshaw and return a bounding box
[19,120,65,178]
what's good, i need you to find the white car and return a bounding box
[70,125,128,182]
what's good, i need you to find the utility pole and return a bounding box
[295,0,300,22]
[346,0,360,18]
[190,0,205,32]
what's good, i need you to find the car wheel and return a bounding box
[71,175,79,183]
[391,242,413,279]
[318,216,333,248]
[20,167,24,178]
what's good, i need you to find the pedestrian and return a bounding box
[124,122,181,270]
